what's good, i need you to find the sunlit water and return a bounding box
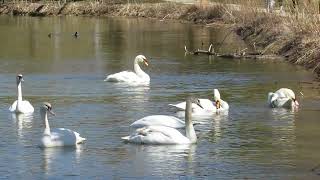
[0,16,320,179]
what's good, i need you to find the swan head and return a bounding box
[16,74,24,84]
[213,89,221,109]
[188,96,203,109]
[136,55,149,66]
[41,102,55,116]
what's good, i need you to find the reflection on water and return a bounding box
[11,113,34,143]
[42,146,83,177]
[0,16,319,179]
[124,144,196,177]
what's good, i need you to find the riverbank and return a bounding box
[0,1,319,77]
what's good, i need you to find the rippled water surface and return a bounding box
[0,16,320,179]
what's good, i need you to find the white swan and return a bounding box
[169,89,229,114]
[122,97,202,144]
[130,115,185,129]
[268,88,299,108]
[104,55,150,85]
[39,102,86,148]
[9,74,34,114]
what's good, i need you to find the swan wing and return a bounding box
[20,100,34,113]
[9,100,18,112]
[9,100,34,113]
[270,97,293,108]
[105,71,148,84]
[123,126,190,144]
[49,128,84,146]
[198,99,215,110]
[220,99,229,110]
[130,115,185,129]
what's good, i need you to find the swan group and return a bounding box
[122,97,202,144]
[4,54,302,149]
[104,55,150,85]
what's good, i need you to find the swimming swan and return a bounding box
[9,74,34,114]
[122,97,203,144]
[169,89,229,113]
[268,88,299,108]
[39,102,86,148]
[104,55,150,85]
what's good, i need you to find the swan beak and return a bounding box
[216,100,221,109]
[293,98,299,106]
[144,59,149,66]
[196,100,203,109]
[49,110,55,116]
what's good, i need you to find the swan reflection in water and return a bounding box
[125,144,197,176]
[269,107,297,149]
[110,83,150,112]
[175,109,229,135]
[41,145,83,177]
[11,113,34,142]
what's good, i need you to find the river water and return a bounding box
[0,16,319,179]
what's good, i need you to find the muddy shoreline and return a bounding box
[0,1,319,77]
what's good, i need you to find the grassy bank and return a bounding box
[0,1,319,76]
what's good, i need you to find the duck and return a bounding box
[121,97,202,144]
[39,102,86,148]
[268,88,299,108]
[74,31,79,38]
[104,55,150,85]
[9,74,34,114]
[169,89,228,114]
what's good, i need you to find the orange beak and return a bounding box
[215,100,221,109]
[144,59,149,66]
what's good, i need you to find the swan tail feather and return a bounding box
[121,136,130,141]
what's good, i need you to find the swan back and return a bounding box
[275,88,296,99]
[130,115,185,129]
[122,126,190,144]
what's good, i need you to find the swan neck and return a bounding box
[134,60,147,77]
[185,100,197,143]
[17,82,22,102]
[41,109,50,135]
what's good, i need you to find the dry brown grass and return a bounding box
[228,1,320,75]
[1,0,320,75]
